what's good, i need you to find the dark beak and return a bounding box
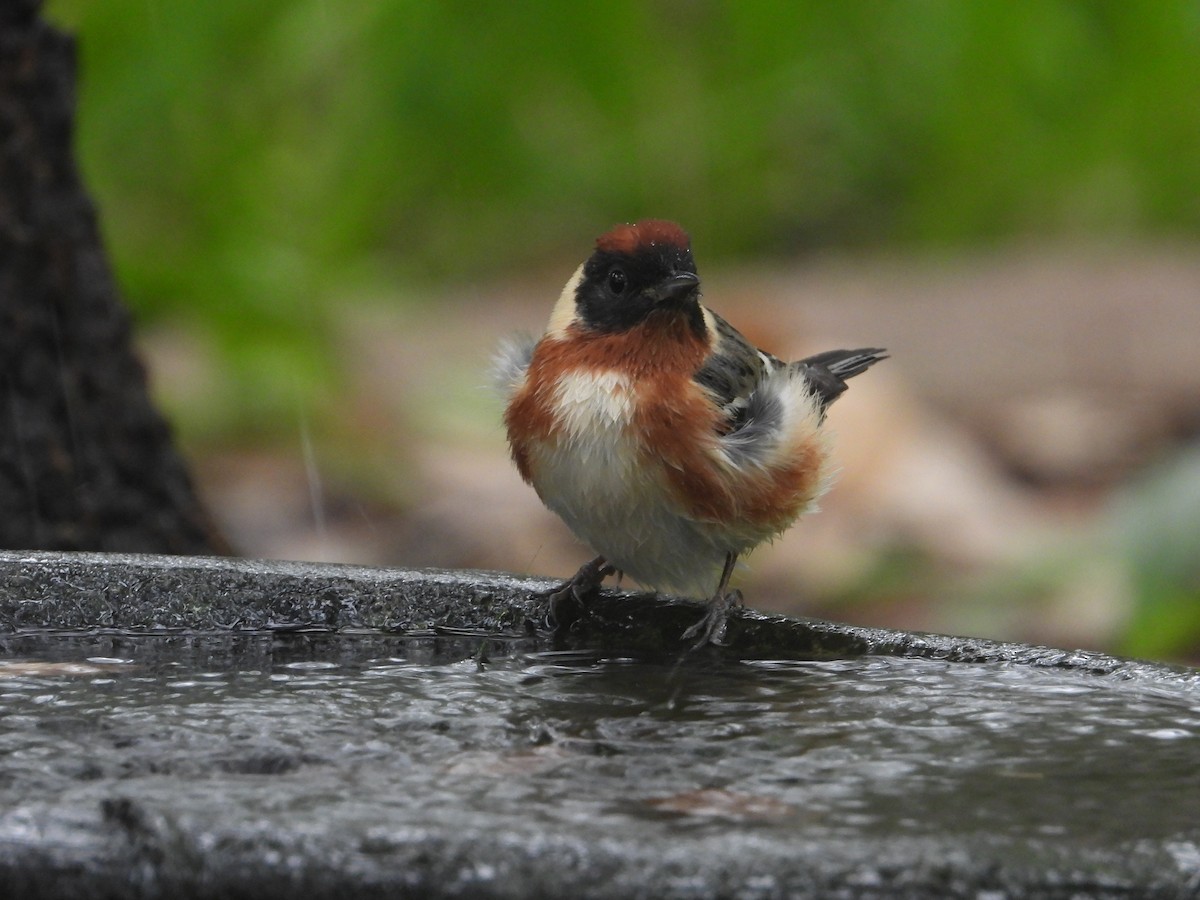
[653,271,700,304]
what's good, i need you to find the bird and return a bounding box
[496,219,885,647]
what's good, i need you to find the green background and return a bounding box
[45,1,1200,660]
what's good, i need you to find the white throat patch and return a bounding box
[552,369,633,437]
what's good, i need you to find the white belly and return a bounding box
[527,370,729,597]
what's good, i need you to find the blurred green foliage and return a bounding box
[1109,448,1200,661]
[40,0,1200,658]
[51,1,1200,304]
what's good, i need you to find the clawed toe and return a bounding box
[541,556,615,629]
[545,580,591,628]
[682,591,738,650]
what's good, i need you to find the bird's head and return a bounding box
[550,220,703,337]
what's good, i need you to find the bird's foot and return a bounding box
[681,589,743,650]
[543,556,616,629]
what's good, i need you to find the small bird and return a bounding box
[497,220,885,647]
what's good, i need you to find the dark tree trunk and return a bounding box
[0,1,228,554]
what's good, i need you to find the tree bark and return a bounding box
[0,1,227,554]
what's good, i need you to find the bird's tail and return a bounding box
[794,347,888,413]
[800,347,888,379]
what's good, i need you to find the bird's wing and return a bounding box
[714,346,887,470]
[686,359,834,531]
[692,311,782,432]
[492,333,539,399]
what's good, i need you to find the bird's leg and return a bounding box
[681,552,741,649]
[544,555,616,627]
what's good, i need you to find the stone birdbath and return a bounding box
[1,550,1198,898]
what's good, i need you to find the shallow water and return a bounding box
[2,630,1198,852]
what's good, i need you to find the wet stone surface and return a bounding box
[1,553,1199,898]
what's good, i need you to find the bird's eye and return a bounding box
[607,268,627,295]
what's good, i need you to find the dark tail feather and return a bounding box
[794,347,888,413]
